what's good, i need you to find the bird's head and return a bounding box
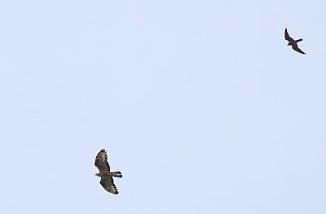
[95,173,101,177]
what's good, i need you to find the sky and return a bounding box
[0,0,325,213]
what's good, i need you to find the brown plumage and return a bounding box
[284,28,306,54]
[95,149,122,194]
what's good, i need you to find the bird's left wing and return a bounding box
[284,28,293,42]
[95,149,110,172]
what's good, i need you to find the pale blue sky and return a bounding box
[0,0,325,213]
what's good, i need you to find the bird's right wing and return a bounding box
[292,45,306,54]
[100,177,119,194]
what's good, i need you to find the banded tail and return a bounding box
[96,171,122,178]
[109,171,122,178]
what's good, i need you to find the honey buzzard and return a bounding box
[95,149,122,194]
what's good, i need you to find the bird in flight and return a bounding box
[284,28,305,54]
[95,149,122,194]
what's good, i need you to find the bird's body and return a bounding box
[284,28,305,54]
[95,149,122,194]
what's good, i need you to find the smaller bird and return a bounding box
[95,149,122,194]
[284,28,305,54]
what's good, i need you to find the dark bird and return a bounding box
[284,28,305,54]
[95,149,122,194]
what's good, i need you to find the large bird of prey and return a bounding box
[95,149,122,194]
[284,28,306,54]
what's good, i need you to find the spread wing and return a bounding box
[292,44,306,54]
[95,149,110,172]
[284,28,294,42]
[100,177,119,194]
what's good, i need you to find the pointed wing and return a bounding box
[292,44,306,54]
[100,177,119,194]
[95,149,110,172]
[284,28,295,42]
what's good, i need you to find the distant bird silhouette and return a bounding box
[95,149,122,194]
[284,28,305,54]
